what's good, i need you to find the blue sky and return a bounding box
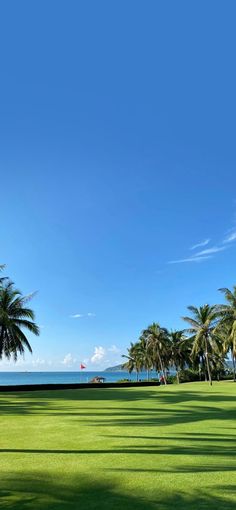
[1,1,236,371]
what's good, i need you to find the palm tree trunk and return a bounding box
[147,369,149,381]
[0,326,4,358]
[176,366,180,384]
[231,350,236,382]
[157,351,167,385]
[205,336,212,386]
[198,362,201,381]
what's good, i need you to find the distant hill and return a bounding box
[104,359,234,373]
[104,364,125,372]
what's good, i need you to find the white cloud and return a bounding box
[0,356,47,367]
[169,244,227,265]
[70,312,96,318]
[190,239,210,250]
[91,346,106,364]
[223,231,236,244]
[32,358,46,366]
[108,345,120,354]
[168,255,213,264]
[196,246,227,256]
[62,353,77,366]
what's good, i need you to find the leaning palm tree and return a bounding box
[0,281,39,360]
[168,330,189,384]
[182,304,220,386]
[122,342,143,381]
[143,323,170,385]
[217,286,236,381]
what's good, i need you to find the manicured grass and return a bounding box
[0,381,236,509]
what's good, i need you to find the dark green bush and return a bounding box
[178,368,200,383]
[116,378,132,383]
[166,375,175,384]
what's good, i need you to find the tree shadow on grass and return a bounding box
[1,426,236,458]
[1,441,236,457]
[85,405,236,428]
[0,405,236,435]
[0,388,159,408]
[0,473,235,510]
[0,387,235,434]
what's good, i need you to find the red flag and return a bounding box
[80,363,86,370]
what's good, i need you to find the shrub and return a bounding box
[116,378,132,383]
[178,368,200,383]
[166,375,175,384]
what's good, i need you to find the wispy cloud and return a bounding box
[223,231,236,244]
[70,312,96,319]
[196,246,227,256]
[190,239,210,251]
[168,246,226,264]
[169,242,229,265]
[168,255,213,264]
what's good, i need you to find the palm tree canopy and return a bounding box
[168,330,190,369]
[143,323,169,347]
[122,342,143,373]
[182,304,222,362]
[219,287,236,308]
[142,322,170,374]
[217,287,236,357]
[0,264,8,286]
[182,304,219,333]
[0,281,39,360]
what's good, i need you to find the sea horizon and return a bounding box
[0,370,160,386]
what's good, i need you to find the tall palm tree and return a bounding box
[143,323,170,385]
[0,281,39,360]
[182,304,220,386]
[137,335,153,381]
[168,330,189,384]
[217,286,236,381]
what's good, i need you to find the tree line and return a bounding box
[122,287,236,386]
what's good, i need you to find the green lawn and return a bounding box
[0,381,236,509]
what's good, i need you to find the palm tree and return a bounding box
[182,305,220,386]
[143,323,170,385]
[217,286,236,381]
[168,330,189,384]
[0,281,39,360]
[122,342,143,381]
[137,335,153,381]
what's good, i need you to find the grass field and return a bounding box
[0,381,236,509]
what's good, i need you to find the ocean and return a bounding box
[0,371,160,386]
